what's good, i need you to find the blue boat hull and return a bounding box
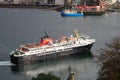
[61,12,84,17]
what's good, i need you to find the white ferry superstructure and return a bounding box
[10,30,95,65]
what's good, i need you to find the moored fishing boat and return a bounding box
[10,30,95,65]
[61,9,84,17]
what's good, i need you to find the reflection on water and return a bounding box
[10,52,97,80]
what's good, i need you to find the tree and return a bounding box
[31,73,60,80]
[97,36,120,80]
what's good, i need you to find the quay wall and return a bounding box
[0,4,105,15]
[0,4,64,10]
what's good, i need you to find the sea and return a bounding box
[0,8,120,80]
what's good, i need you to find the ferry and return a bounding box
[10,30,95,65]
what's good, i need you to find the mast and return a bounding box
[44,31,49,37]
[67,66,75,80]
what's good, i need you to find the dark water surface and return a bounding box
[0,8,120,80]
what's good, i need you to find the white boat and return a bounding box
[10,30,95,65]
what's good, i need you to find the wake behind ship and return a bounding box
[10,30,95,65]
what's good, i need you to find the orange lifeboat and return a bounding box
[59,36,67,43]
[61,36,67,39]
[68,37,76,41]
[59,39,67,43]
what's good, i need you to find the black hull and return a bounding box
[10,43,94,65]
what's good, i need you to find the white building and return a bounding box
[14,0,34,4]
[13,0,65,4]
[0,0,4,2]
[14,0,19,4]
[55,0,64,5]
[104,0,117,4]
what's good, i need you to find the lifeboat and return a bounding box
[59,39,67,43]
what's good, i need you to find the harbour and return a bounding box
[0,4,105,15]
[0,8,120,80]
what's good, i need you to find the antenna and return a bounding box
[67,65,75,80]
[69,65,72,73]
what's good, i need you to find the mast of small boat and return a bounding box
[67,66,75,80]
